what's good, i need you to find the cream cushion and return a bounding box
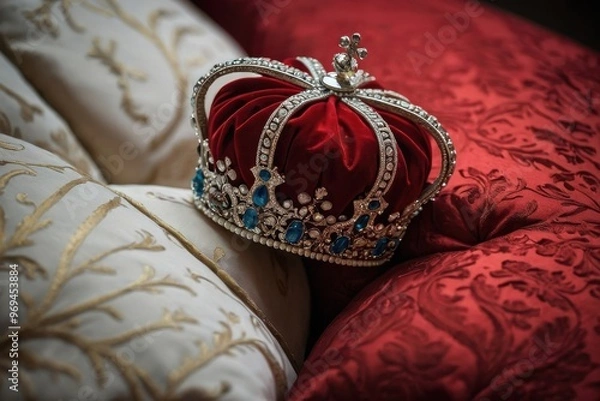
[0,0,244,186]
[112,184,310,363]
[0,51,104,182]
[0,135,297,401]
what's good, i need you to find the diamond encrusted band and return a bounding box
[191,34,456,267]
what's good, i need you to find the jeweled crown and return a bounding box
[191,33,456,267]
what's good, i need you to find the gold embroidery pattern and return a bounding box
[0,139,25,151]
[100,1,199,150]
[168,310,287,400]
[0,77,102,179]
[0,111,20,139]
[145,190,195,208]
[22,0,205,149]
[185,264,297,381]
[0,139,292,400]
[119,190,300,372]
[129,188,302,370]
[35,129,97,177]
[22,0,113,36]
[0,83,43,122]
[87,38,149,124]
[141,190,292,300]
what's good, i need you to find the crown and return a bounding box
[191,33,456,267]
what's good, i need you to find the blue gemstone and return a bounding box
[331,235,351,255]
[372,237,389,257]
[259,169,271,181]
[368,200,381,210]
[354,214,370,232]
[285,220,304,244]
[192,169,205,195]
[243,208,259,229]
[252,185,269,207]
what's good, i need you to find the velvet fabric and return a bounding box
[207,61,432,219]
[193,0,600,400]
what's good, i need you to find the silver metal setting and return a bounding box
[191,33,456,267]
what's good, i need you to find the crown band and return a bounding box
[191,34,456,267]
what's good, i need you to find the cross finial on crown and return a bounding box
[334,33,367,75]
[340,33,368,62]
[323,32,370,92]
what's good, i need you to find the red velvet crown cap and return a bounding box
[207,58,433,224]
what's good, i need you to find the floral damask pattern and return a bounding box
[291,226,600,400]
[0,0,243,185]
[194,0,600,399]
[21,0,203,146]
[0,53,104,180]
[111,185,310,366]
[0,136,295,400]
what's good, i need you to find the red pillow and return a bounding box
[193,0,600,399]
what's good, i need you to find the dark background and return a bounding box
[486,0,599,51]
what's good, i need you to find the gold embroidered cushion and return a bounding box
[0,135,297,401]
[0,0,244,186]
[0,52,104,182]
[111,184,310,365]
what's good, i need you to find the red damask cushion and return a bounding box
[193,0,600,400]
